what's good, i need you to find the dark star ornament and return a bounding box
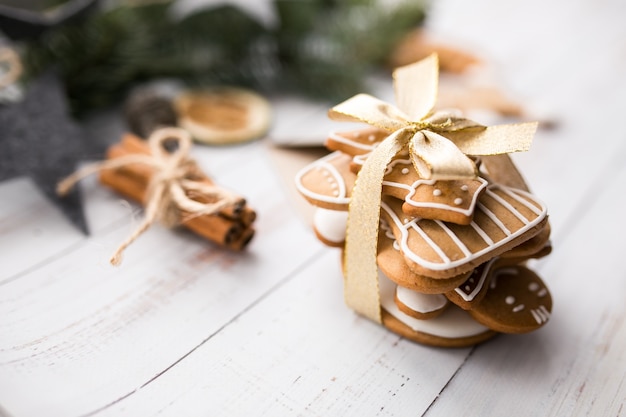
[0,71,100,234]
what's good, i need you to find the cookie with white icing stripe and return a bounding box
[444,258,498,310]
[380,183,549,279]
[500,221,551,259]
[294,151,355,211]
[325,127,388,156]
[377,223,471,294]
[469,264,552,333]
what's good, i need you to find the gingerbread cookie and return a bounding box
[377,222,471,294]
[500,222,551,259]
[444,257,498,310]
[294,151,356,210]
[325,127,388,156]
[313,207,348,247]
[380,182,549,278]
[394,286,449,320]
[378,270,497,347]
[469,264,552,333]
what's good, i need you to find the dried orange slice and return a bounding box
[174,87,271,145]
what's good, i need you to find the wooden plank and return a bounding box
[423,145,626,417]
[0,139,323,417]
[85,249,476,417]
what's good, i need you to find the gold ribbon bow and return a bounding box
[330,54,538,323]
[58,127,239,265]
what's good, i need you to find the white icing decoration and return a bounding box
[383,158,411,175]
[530,305,550,324]
[396,286,447,313]
[454,198,463,205]
[313,208,348,243]
[470,221,494,245]
[537,288,547,297]
[400,177,488,216]
[505,296,515,305]
[294,151,350,205]
[435,220,472,257]
[328,131,378,152]
[485,189,532,223]
[368,134,376,142]
[380,185,548,272]
[477,202,512,235]
[513,304,525,312]
[379,271,489,338]
[454,257,497,301]
[433,189,442,196]
[528,282,539,291]
[461,185,469,191]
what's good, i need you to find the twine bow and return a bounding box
[331,54,538,323]
[58,127,239,265]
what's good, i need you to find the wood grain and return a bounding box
[0,0,625,415]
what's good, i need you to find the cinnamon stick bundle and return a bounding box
[99,133,255,250]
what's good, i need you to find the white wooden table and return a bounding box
[1,0,625,415]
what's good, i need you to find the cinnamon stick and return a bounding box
[99,134,255,249]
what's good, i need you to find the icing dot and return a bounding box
[537,288,547,297]
[461,185,469,191]
[505,296,515,305]
[464,285,471,292]
[513,304,525,312]
[333,190,339,196]
[368,134,376,142]
[454,198,463,205]
[401,168,410,175]
[528,282,540,291]
[403,218,409,224]
[331,183,338,189]
[433,189,442,197]
[469,278,475,283]
[326,177,333,183]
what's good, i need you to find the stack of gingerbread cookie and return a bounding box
[295,126,553,347]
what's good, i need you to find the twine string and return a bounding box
[58,127,239,265]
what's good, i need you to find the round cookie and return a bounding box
[469,264,552,333]
[379,183,549,279]
[175,87,271,145]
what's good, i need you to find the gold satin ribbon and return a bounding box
[333,54,538,323]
